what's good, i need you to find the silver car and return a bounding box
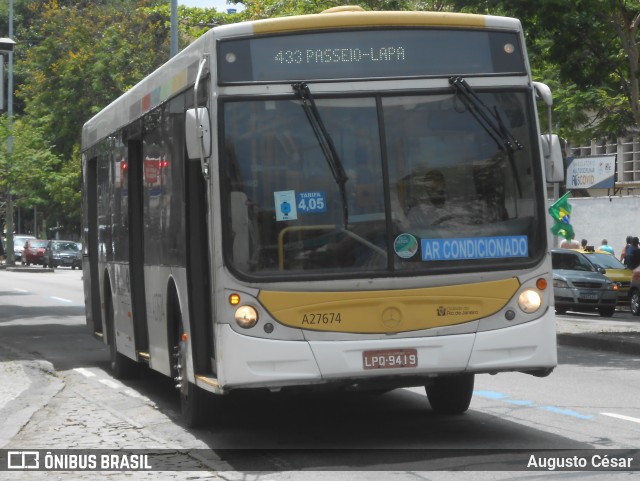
[43,240,82,269]
[552,249,618,317]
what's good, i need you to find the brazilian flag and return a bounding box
[548,192,574,240]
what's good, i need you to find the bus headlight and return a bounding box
[518,289,541,313]
[234,305,259,328]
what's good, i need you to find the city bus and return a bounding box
[81,6,563,426]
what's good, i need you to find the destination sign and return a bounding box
[218,29,524,83]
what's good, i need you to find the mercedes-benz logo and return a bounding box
[381,307,402,327]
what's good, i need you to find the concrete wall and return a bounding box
[551,196,640,256]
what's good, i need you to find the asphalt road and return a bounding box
[1,268,639,479]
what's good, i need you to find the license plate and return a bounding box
[580,291,598,300]
[363,349,418,370]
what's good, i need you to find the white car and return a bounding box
[13,235,36,263]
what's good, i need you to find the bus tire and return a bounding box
[171,298,209,428]
[105,290,139,379]
[425,373,474,415]
[174,344,209,428]
[630,290,640,316]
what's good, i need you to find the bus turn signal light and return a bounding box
[229,293,241,305]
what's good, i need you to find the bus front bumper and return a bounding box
[214,310,557,391]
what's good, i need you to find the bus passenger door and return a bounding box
[185,145,213,375]
[83,156,102,335]
[128,138,149,355]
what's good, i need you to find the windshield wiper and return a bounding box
[449,76,523,196]
[292,82,349,228]
[449,76,522,153]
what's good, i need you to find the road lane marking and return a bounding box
[475,390,594,420]
[99,379,122,389]
[12,288,28,293]
[601,412,640,424]
[74,368,96,378]
[96,378,148,401]
[123,388,144,399]
[540,406,593,419]
[474,390,508,400]
[505,399,535,406]
[50,296,73,303]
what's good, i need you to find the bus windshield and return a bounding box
[222,89,543,279]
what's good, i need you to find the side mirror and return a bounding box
[185,107,211,161]
[541,134,564,183]
[533,82,553,107]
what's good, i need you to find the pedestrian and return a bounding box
[560,234,580,249]
[598,239,614,255]
[627,237,640,270]
[621,235,633,266]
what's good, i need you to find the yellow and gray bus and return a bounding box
[81,6,562,426]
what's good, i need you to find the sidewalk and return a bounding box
[556,313,640,356]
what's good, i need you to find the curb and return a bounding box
[557,332,640,356]
[0,265,55,273]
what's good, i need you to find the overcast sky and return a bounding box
[179,0,244,12]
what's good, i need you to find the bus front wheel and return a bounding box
[173,339,209,428]
[425,373,474,415]
[171,299,209,428]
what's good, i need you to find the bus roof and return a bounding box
[247,10,520,35]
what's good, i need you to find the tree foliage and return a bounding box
[0,115,62,223]
[2,1,173,236]
[16,0,171,159]
[463,0,640,143]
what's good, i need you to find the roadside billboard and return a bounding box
[565,154,616,190]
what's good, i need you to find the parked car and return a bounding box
[552,249,618,317]
[22,239,49,266]
[43,240,82,269]
[578,248,632,306]
[13,235,36,263]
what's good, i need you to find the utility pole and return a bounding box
[170,0,178,58]
[2,0,15,265]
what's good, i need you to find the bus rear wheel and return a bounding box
[425,373,474,415]
[105,295,139,379]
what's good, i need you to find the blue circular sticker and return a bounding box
[394,233,418,259]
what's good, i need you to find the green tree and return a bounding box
[463,1,640,143]
[6,1,174,236]
[16,1,171,160]
[0,115,62,235]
